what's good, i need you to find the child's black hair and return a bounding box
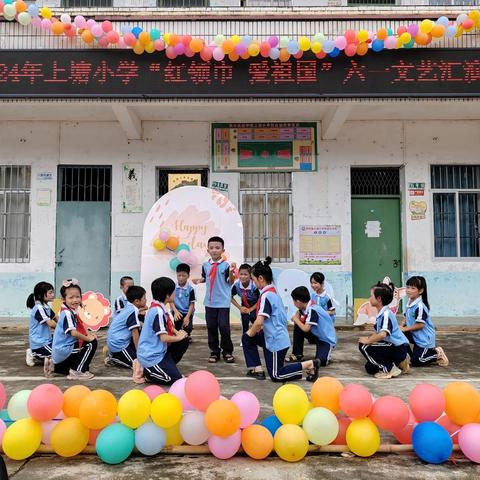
[126,285,146,304]
[291,286,311,304]
[251,257,273,283]
[406,275,430,310]
[151,277,175,303]
[310,272,325,284]
[207,236,225,248]
[120,276,134,287]
[60,282,82,300]
[26,281,54,309]
[371,282,394,307]
[239,263,252,272]
[176,263,191,275]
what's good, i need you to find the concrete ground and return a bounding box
[1,328,480,479]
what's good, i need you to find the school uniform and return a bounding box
[137,301,189,385]
[29,301,55,359]
[242,285,303,382]
[404,297,438,366]
[173,282,196,334]
[52,305,97,375]
[107,301,141,369]
[359,306,408,375]
[292,302,337,365]
[231,280,260,333]
[114,293,127,314]
[202,259,234,358]
[312,291,336,323]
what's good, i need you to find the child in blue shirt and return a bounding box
[114,276,134,314]
[358,282,409,379]
[400,276,448,367]
[242,257,320,382]
[171,263,196,339]
[231,263,260,335]
[26,282,57,369]
[193,236,236,364]
[137,277,189,385]
[310,272,336,322]
[106,285,146,378]
[49,279,97,380]
[290,286,337,366]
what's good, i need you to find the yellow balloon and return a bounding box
[273,384,310,425]
[357,29,369,43]
[298,37,311,51]
[165,421,184,446]
[231,35,242,45]
[400,32,411,44]
[274,424,308,462]
[420,19,434,34]
[346,418,380,457]
[151,393,182,429]
[153,238,166,251]
[2,418,42,460]
[311,42,322,54]
[39,7,52,19]
[248,43,260,57]
[51,418,89,457]
[145,42,156,54]
[118,389,151,429]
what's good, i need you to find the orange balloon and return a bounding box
[431,25,445,38]
[16,0,27,12]
[168,33,179,46]
[133,41,145,55]
[81,30,94,44]
[357,43,368,56]
[228,52,240,62]
[279,48,290,62]
[240,51,250,60]
[241,425,273,460]
[166,236,180,251]
[51,22,65,36]
[189,38,204,53]
[414,32,429,45]
[444,382,480,426]
[205,400,241,437]
[222,40,234,54]
[63,385,91,418]
[376,28,388,40]
[138,31,151,46]
[311,377,344,414]
[78,390,117,430]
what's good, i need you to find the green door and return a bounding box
[351,198,402,300]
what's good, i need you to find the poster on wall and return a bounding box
[409,200,427,220]
[140,186,244,323]
[168,173,202,191]
[299,225,341,265]
[122,163,142,213]
[212,122,317,172]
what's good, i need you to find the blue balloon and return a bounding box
[170,257,181,271]
[329,48,340,58]
[177,243,191,252]
[121,25,133,35]
[412,422,453,464]
[287,40,299,55]
[372,39,384,52]
[150,29,162,41]
[261,415,282,436]
[135,422,166,456]
[322,40,335,54]
[243,35,253,46]
[269,48,280,60]
[131,27,143,39]
[4,0,13,4]
[96,424,135,465]
[28,5,39,16]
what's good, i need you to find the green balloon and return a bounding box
[302,407,339,446]
[96,424,135,464]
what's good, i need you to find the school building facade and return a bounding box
[0,4,479,320]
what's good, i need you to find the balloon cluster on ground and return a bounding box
[153,230,199,271]
[1,376,480,464]
[0,4,479,60]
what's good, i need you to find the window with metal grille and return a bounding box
[157,0,208,6]
[156,168,209,198]
[0,165,31,263]
[431,165,480,258]
[61,0,113,7]
[240,173,293,263]
[351,168,400,196]
[58,166,111,202]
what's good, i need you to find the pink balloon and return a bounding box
[144,385,165,401]
[331,416,352,445]
[339,384,373,419]
[154,39,165,51]
[27,384,63,422]
[436,415,460,444]
[0,419,6,444]
[177,250,190,263]
[91,25,103,38]
[86,19,96,29]
[407,24,419,36]
[41,19,52,30]
[166,47,177,59]
[185,371,220,412]
[102,20,113,33]
[74,16,86,28]
[98,36,109,47]
[231,391,260,428]
[0,383,5,410]
[186,252,198,267]
[31,17,42,28]
[458,424,480,463]
[409,383,445,422]
[124,33,136,47]
[118,38,127,49]
[174,43,186,55]
[392,410,417,444]
[213,47,225,62]
[268,36,279,47]
[369,396,409,432]
[169,377,194,411]
[384,36,397,49]
[159,231,170,241]
[208,430,241,459]
[41,419,59,445]
[334,36,347,50]
[106,31,119,44]
[200,47,213,62]
[185,47,195,57]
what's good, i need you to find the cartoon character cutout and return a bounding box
[78,292,112,331]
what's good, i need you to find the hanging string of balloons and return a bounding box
[1,2,480,61]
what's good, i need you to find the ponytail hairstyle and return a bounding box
[406,275,430,310]
[26,281,54,309]
[371,281,394,307]
[251,257,273,284]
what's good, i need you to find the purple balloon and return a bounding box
[86,19,96,29]
[234,42,247,55]
[268,36,279,47]
[74,16,86,29]
[41,19,52,30]
[407,24,419,36]
[174,43,186,55]
[208,430,241,460]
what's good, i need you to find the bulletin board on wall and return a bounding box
[211,122,318,172]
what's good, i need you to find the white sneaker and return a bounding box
[67,369,94,380]
[436,346,449,367]
[43,357,54,378]
[26,348,35,367]
[374,365,402,379]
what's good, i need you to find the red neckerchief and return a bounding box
[256,285,277,315]
[209,259,224,303]
[151,300,174,335]
[62,303,85,347]
[240,281,251,308]
[299,300,314,324]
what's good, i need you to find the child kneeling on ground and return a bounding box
[358,282,409,379]
[137,277,189,385]
[290,286,337,366]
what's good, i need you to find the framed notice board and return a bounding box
[211,122,318,172]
